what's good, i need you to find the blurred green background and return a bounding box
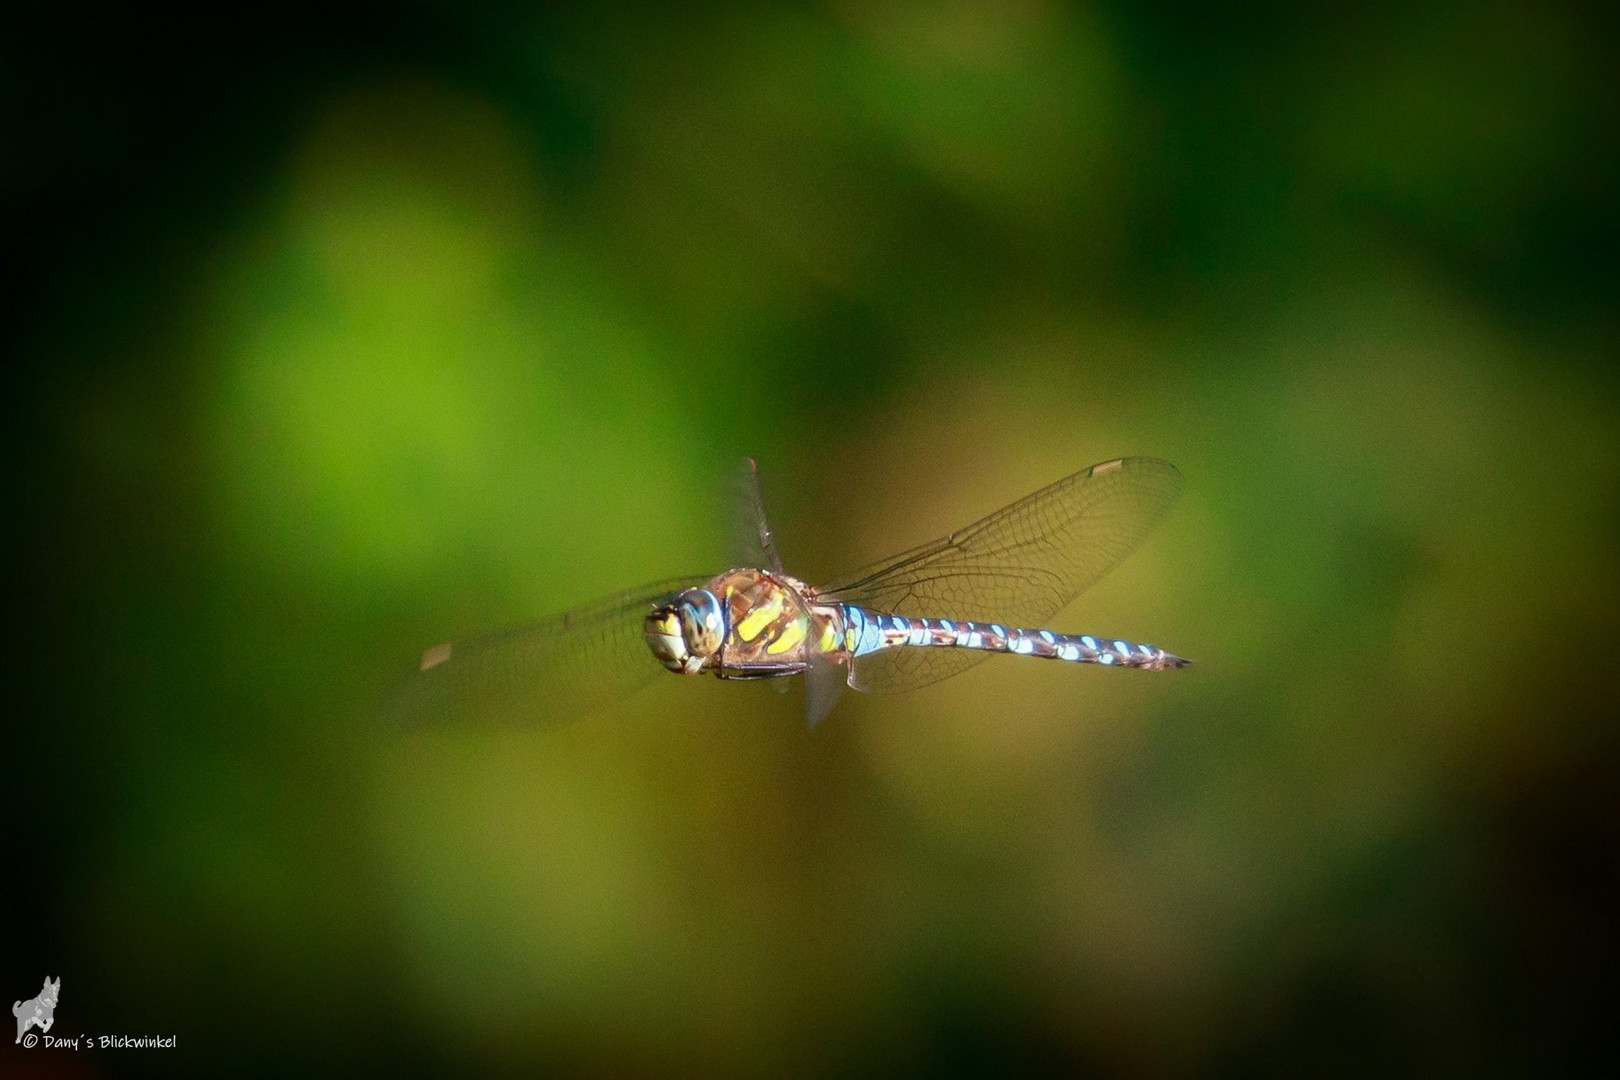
[7,1,1617,1075]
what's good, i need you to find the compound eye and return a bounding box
[676,589,724,657]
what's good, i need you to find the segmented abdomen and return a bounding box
[841,607,1189,670]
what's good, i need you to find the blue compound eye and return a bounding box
[676,589,725,657]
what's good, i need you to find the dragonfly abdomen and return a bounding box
[843,607,1189,671]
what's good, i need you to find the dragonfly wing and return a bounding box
[821,457,1183,694]
[843,643,989,695]
[804,650,848,728]
[728,457,786,576]
[383,577,709,728]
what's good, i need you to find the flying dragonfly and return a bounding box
[386,457,1191,728]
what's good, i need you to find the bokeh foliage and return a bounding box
[7,1,1617,1075]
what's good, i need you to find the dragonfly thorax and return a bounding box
[644,587,726,674]
[644,567,842,680]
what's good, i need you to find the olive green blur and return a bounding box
[9,2,1616,1075]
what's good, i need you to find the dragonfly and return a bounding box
[386,456,1190,729]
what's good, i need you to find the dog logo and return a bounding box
[13,977,60,1044]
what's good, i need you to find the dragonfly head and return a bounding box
[645,588,726,674]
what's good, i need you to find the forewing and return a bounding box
[383,577,709,727]
[821,457,1183,693]
[727,457,786,576]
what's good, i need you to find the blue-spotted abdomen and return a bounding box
[841,606,1189,670]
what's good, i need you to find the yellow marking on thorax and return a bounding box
[816,619,838,653]
[766,615,808,655]
[735,590,785,641]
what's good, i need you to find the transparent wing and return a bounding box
[383,577,709,728]
[728,457,785,575]
[819,457,1183,694]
